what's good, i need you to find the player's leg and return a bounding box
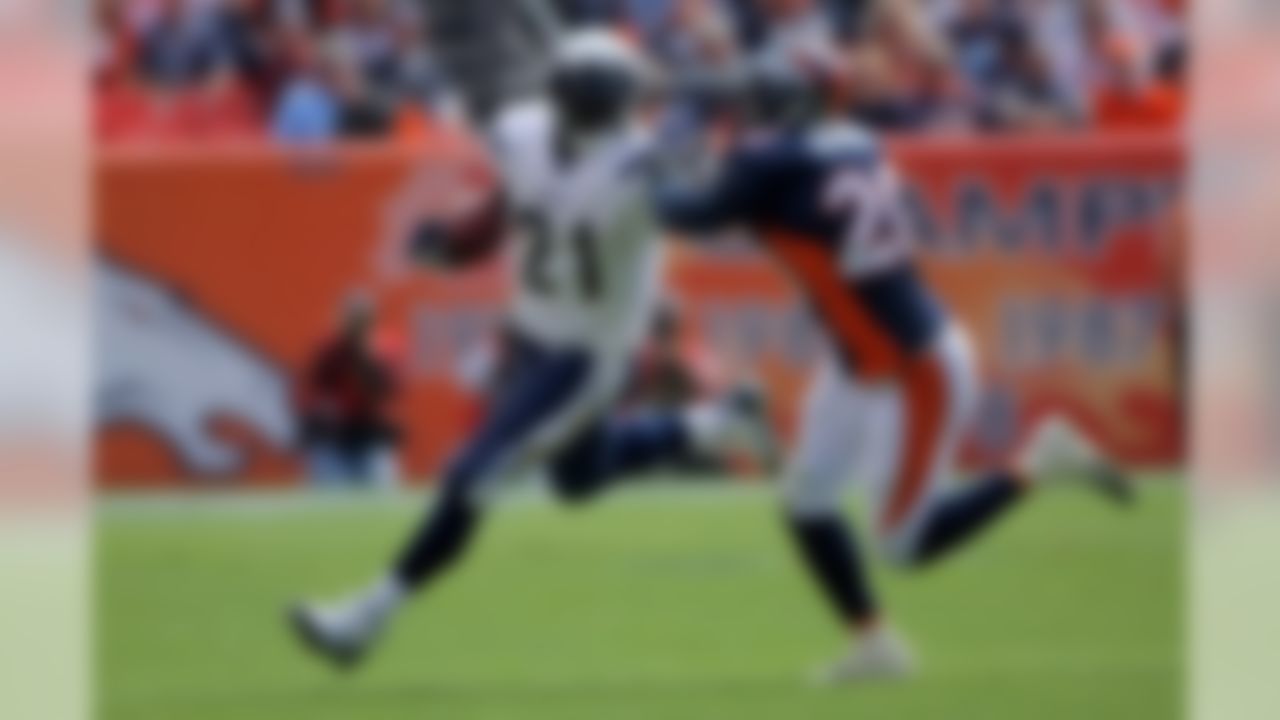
[871,324,1027,568]
[878,325,1129,569]
[781,361,914,682]
[907,418,1131,566]
[289,334,597,667]
[548,409,693,503]
[547,382,778,503]
[782,361,877,627]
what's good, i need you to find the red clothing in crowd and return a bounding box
[1094,82,1182,131]
[96,79,265,143]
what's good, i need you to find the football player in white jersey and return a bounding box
[288,29,773,668]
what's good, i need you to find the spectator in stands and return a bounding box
[555,0,631,25]
[329,0,399,81]
[276,0,462,143]
[378,5,466,138]
[137,0,226,88]
[945,0,1025,96]
[99,0,466,143]
[648,0,739,71]
[843,0,966,132]
[1091,34,1181,130]
[328,39,394,137]
[1018,0,1094,118]
[206,0,276,99]
[175,61,263,138]
[978,27,1080,131]
[753,0,839,61]
[273,29,392,142]
[844,42,932,130]
[271,30,340,142]
[617,0,679,37]
[296,292,404,490]
[646,0,742,137]
[99,0,1186,142]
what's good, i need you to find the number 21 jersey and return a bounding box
[489,100,664,357]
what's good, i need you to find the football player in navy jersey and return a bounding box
[655,57,1132,682]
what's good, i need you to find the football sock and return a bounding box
[358,573,408,619]
[788,515,880,627]
[394,492,481,591]
[396,409,693,586]
[914,470,1025,565]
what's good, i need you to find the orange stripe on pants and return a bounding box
[881,354,949,533]
[763,231,903,380]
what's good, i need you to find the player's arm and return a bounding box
[653,149,761,236]
[407,110,522,269]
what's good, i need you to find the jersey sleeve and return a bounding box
[655,147,769,235]
[484,113,518,184]
[485,100,555,210]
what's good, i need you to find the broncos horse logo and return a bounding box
[96,259,294,477]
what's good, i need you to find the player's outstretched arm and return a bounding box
[652,146,762,238]
[654,180,738,236]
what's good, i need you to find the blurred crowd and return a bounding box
[95,0,461,143]
[597,0,1187,133]
[96,0,1187,144]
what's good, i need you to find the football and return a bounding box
[412,187,508,267]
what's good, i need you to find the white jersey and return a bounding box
[490,100,664,357]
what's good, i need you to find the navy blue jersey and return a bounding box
[658,123,944,378]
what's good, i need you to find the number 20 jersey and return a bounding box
[489,100,665,357]
[659,122,945,380]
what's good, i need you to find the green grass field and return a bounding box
[99,477,1182,720]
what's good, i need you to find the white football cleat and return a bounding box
[1016,415,1134,505]
[813,625,917,685]
[289,578,403,669]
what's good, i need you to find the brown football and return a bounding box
[441,189,508,265]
